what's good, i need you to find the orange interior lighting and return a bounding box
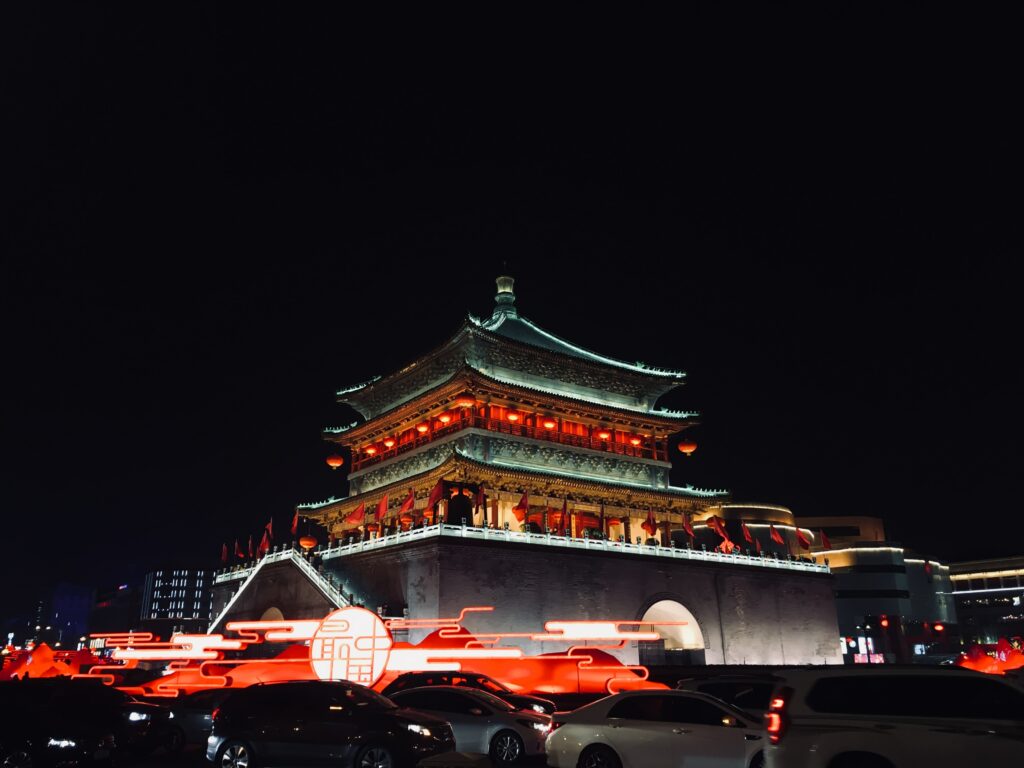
[416,424,429,433]
[438,414,452,424]
[542,419,556,429]
[597,430,611,440]
[383,438,395,448]
[629,437,641,446]
[364,446,377,455]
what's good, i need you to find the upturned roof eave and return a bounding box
[323,365,698,444]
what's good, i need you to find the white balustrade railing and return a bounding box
[215,524,829,586]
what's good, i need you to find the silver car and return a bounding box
[389,685,551,765]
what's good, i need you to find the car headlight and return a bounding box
[517,718,551,733]
[47,738,77,749]
[531,704,547,713]
[406,723,432,738]
[128,711,150,722]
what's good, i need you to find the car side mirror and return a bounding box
[469,707,485,716]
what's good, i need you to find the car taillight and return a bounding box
[211,707,221,723]
[764,686,793,745]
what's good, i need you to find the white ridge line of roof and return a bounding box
[470,312,686,378]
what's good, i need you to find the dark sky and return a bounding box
[2,7,1022,622]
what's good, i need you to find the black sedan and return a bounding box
[0,678,168,767]
[206,680,455,768]
[381,672,556,714]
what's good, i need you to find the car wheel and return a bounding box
[577,745,622,768]
[355,744,394,768]
[165,725,186,755]
[2,750,33,768]
[749,752,765,768]
[219,740,255,768]
[489,730,525,765]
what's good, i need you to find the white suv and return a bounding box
[764,667,1024,768]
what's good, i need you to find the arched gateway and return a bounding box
[638,598,707,666]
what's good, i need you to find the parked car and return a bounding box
[206,680,455,768]
[676,674,781,717]
[0,678,169,767]
[388,685,551,764]
[381,671,555,714]
[546,689,765,768]
[764,666,1024,768]
[153,689,233,752]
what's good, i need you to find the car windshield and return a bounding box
[471,675,511,694]
[342,684,397,710]
[465,688,516,712]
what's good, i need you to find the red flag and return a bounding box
[741,521,754,544]
[344,502,366,525]
[375,493,389,523]
[769,524,785,545]
[265,518,274,541]
[717,538,737,554]
[291,510,299,536]
[512,491,529,522]
[755,538,763,554]
[258,530,270,556]
[558,497,568,535]
[820,529,832,550]
[641,509,657,537]
[220,543,228,564]
[399,488,416,515]
[708,515,731,542]
[234,539,244,559]
[682,514,695,538]
[425,481,444,517]
[796,527,811,550]
[247,534,254,558]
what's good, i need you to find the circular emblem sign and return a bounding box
[309,606,393,687]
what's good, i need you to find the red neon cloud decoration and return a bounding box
[64,605,682,697]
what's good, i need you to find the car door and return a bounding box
[662,695,751,767]
[602,695,680,768]
[402,689,488,752]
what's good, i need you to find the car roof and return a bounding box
[775,666,1024,686]
[393,685,477,696]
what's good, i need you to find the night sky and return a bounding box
[3,8,1022,623]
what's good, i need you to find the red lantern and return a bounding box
[507,413,520,422]
[399,514,414,530]
[416,423,429,433]
[629,437,641,446]
[365,523,379,533]
[933,623,945,633]
[597,430,611,440]
[542,419,557,429]
[607,518,622,527]
[383,438,395,448]
[439,414,452,424]
[299,535,317,550]
[364,446,377,456]
[326,455,344,470]
[454,394,476,409]
[677,440,697,456]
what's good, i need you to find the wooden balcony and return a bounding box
[351,412,664,472]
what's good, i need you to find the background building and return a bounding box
[89,583,143,635]
[949,556,1024,645]
[140,567,213,636]
[799,515,957,663]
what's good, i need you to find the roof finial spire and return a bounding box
[493,274,517,319]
